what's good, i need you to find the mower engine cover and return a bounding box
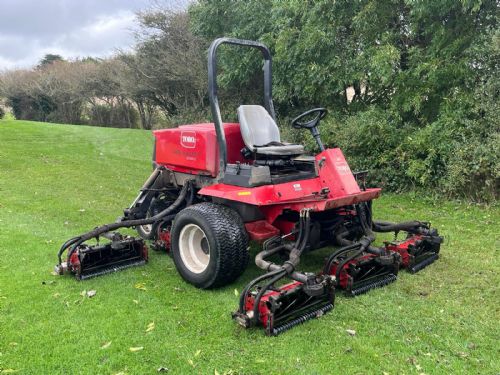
[153,123,246,177]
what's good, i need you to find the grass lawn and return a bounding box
[0,119,498,374]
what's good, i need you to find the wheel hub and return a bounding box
[178,224,210,273]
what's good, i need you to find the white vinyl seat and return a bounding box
[237,105,304,157]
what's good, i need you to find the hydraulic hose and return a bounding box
[247,209,312,321]
[372,220,424,233]
[323,242,361,274]
[58,181,192,264]
[238,268,285,313]
[254,210,311,275]
[251,270,288,324]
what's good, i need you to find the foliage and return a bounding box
[0,1,497,201]
[189,0,499,201]
[0,120,498,374]
[37,53,65,68]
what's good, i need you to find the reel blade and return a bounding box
[409,253,439,274]
[348,272,397,296]
[59,236,148,280]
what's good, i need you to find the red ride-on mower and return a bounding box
[56,38,443,335]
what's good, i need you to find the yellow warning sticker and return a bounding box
[237,191,252,196]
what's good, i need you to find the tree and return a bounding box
[38,54,65,68]
[123,8,208,123]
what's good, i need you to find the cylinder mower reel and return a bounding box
[55,37,443,336]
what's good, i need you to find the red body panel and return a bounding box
[244,281,303,327]
[198,148,381,223]
[154,123,245,177]
[154,122,381,229]
[244,220,280,241]
[327,254,376,289]
[386,235,423,267]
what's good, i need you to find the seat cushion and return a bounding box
[238,105,305,157]
[238,105,281,152]
[254,144,304,156]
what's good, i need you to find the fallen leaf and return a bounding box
[457,351,468,358]
[52,293,60,298]
[1,369,19,373]
[415,364,422,371]
[346,329,356,336]
[80,290,87,297]
[101,341,112,349]
[134,282,147,291]
[79,208,86,212]
[9,342,18,346]
[194,349,201,357]
[133,299,139,304]
[86,290,97,298]
[234,289,238,296]
[214,370,220,375]
[467,343,477,350]
[146,322,155,333]
[157,367,168,372]
[129,346,144,352]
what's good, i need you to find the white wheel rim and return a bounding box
[140,223,152,234]
[178,224,210,274]
[139,212,152,234]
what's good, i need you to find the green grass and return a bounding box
[0,119,498,374]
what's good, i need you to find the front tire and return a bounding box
[171,203,249,289]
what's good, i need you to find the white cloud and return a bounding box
[0,1,141,70]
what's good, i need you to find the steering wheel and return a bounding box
[291,108,328,130]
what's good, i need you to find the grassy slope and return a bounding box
[0,119,498,375]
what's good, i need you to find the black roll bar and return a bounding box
[208,37,275,179]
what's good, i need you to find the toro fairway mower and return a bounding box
[56,38,443,335]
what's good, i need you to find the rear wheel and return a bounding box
[136,212,154,240]
[171,203,249,289]
[136,195,175,240]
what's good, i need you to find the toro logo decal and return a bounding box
[335,161,351,175]
[180,131,196,148]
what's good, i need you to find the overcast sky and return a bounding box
[0,0,187,70]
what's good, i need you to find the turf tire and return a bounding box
[171,202,249,289]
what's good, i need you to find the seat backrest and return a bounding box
[237,105,280,152]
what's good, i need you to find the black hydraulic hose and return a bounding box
[372,220,424,233]
[335,227,354,246]
[251,270,287,324]
[255,211,311,275]
[284,212,311,272]
[334,234,375,283]
[245,210,313,320]
[335,247,364,283]
[58,181,192,264]
[239,268,285,313]
[255,244,286,272]
[323,242,361,274]
[366,245,385,256]
[294,214,303,248]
